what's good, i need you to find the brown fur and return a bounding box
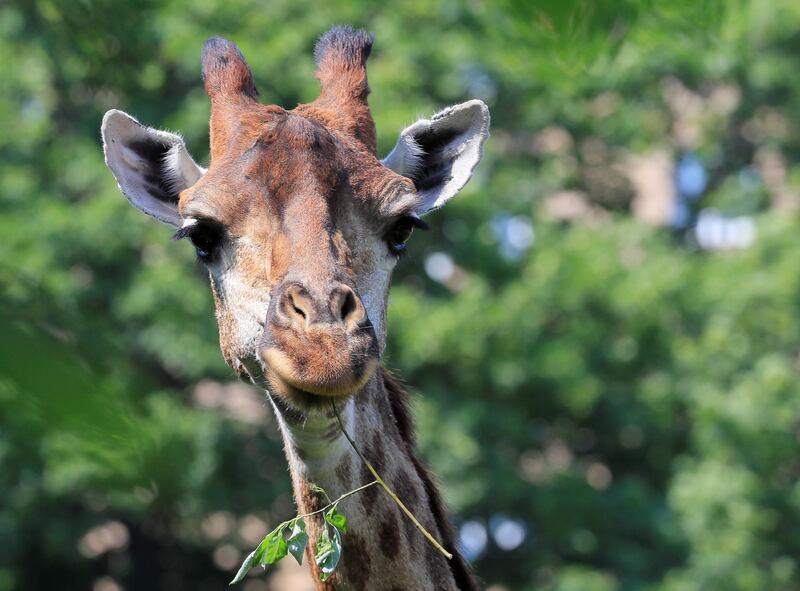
[310,26,377,155]
[341,532,372,591]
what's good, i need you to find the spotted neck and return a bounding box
[267,368,478,591]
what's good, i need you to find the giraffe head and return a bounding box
[102,26,489,410]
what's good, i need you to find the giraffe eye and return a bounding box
[173,219,224,262]
[385,215,428,256]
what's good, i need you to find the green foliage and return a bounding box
[3,0,800,590]
[324,506,348,535]
[230,519,293,584]
[231,486,353,584]
[216,404,436,586]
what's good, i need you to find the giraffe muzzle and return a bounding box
[258,281,380,407]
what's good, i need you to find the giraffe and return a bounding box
[101,25,489,590]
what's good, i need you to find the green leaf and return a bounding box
[262,523,289,565]
[230,521,289,585]
[314,526,342,581]
[230,548,260,585]
[325,505,348,533]
[287,519,309,565]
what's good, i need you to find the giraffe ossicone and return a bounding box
[102,24,488,590]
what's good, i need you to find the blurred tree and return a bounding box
[1,1,800,590]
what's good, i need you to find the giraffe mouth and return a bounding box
[235,353,376,409]
[260,346,379,408]
[264,374,359,409]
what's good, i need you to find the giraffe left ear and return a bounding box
[382,100,490,214]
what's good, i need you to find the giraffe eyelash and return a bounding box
[172,226,193,241]
[172,218,224,262]
[385,214,428,257]
[172,217,199,241]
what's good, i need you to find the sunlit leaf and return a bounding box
[262,523,289,565]
[314,526,342,581]
[287,519,309,565]
[230,547,260,585]
[325,505,348,533]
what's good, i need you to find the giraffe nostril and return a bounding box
[275,282,365,331]
[331,285,365,327]
[280,285,313,328]
[339,288,356,322]
[290,294,307,320]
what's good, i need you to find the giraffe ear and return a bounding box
[382,100,490,214]
[101,109,205,227]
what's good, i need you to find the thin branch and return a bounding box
[295,480,379,520]
[331,401,454,560]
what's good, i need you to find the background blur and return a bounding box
[2,1,800,590]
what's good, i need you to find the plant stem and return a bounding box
[296,480,379,520]
[331,401,454,560]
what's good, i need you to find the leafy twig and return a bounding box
[229,481,376,584]
[231,397,454,586]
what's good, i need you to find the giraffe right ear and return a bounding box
[382,100,489,215]
[101,109,205,227]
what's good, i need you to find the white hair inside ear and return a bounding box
[382,132,425,179]
[163,143,205,196]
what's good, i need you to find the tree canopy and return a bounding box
[2,1,800,590]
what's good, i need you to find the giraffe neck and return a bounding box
[268,368,477,591]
